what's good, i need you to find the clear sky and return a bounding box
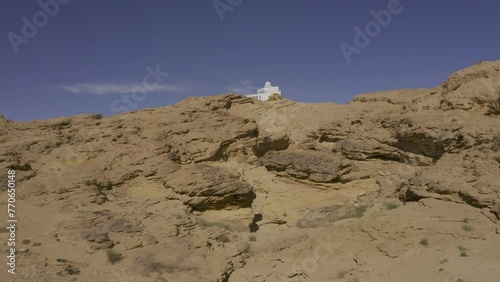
[1,0,499,121]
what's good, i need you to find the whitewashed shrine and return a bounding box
[246,82,282,101]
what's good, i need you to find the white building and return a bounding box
[246,81,282,101]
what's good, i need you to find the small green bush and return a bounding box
[458,246,468,257]
[217,234,231,243]
[106,249,122,264]
[462,224,473,231]
[249,235,257,242]
[197,219,233,231]
[336,204,369,221]
[492,133,500,152]
[146,235,159,245]
[385,202,399,210]
[419,238,429,246]
[242,243,251,253]
[337,270,349,279]
[352,205,368,218]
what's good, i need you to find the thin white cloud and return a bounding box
[224,80,258,94]
[60,82,190,95]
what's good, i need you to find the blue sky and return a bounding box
[1,0,499,121]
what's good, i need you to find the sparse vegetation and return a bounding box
[462,217,469,223]
[144,261,176,274]
[146,234,159,245]
[65,266,81,275]
[419,238,429,246]
[157,131,169,141]
[336,204,369,221]
[353,205,368,218]
[385,202,400,210]
[462,224,473,231]
[337,270,349,279]
[458,246,468,257]
[83,178,112,192]
[241,243,251,253]
[492,133,500,152]
[298,203,372,228]
[197,218,233,231]
[172,212,184,219]
[0,226,8,233]
[217,233,231,243]
[249,235,257,242]
[106,249,123,264]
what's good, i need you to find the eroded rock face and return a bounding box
[260,151,352,183]
[252,134,290,157]
[398,151,500,212]
[338,138,402,161]
[164,164,256,211]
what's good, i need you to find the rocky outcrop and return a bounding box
[260,151,352,183]
[398,151,500,213]
[163,164,256,211]
[252,134,290,157]
[338,138,403,161]
[440,61,500,112]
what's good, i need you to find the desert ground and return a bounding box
[1,61,499,281]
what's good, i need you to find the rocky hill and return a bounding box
[0,61,499,282]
